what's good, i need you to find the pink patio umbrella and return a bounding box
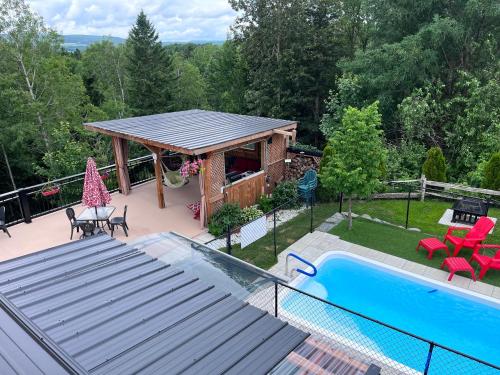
[82,157,111,217]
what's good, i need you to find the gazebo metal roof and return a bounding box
[84,109,297,155]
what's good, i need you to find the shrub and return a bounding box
[257,195,273,213]
[272,180,300,209]
[422,147,446,182]
[317,143,336,202]
[208,221,224,237]
[208,203,243,235]
[482,152,500,190]
[241,206,264,223]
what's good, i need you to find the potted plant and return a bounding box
[41,183,61,197]
[180,159,203,178]
[100,171,110,180]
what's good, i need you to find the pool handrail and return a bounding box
[286,253,317,277]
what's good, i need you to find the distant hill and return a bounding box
[61,34,224,51]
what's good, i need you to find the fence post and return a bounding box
[424,343,435,374]
[310,196,314,233]
[274,282,278,317]
[273,210,277,259]
[405,186,411,229]
[226,224,232,255]
[338,192,343,213]
[421,174,426,201]
[18,189,32,224]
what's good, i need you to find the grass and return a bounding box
[330,217,500,287]
[221,202,338,269]
[351,199,500,244]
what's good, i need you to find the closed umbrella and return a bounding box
[82,157,111,220]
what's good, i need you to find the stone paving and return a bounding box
[268,230,500,300]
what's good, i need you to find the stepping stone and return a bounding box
[317,222,335,232]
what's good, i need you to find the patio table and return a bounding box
[77,206,115,230]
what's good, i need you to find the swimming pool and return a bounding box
[282,252,500,373]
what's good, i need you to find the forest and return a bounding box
[0,0,498,194]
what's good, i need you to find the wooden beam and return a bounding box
[151,146,165,209]
[272,129,294,136]
[111,137,130,195]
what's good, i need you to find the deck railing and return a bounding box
[0,155,155,226]
[250,281,500,374]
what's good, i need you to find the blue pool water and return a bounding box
[282,254,500,373]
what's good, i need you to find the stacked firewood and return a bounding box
[285,153,320,180]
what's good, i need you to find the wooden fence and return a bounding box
[224,171,265,208]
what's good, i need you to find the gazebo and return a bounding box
[85,109,297,226]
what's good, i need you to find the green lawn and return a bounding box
[351,199,500,244]
[221,202,338,269]
[330,218,500,287]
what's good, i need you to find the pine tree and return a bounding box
[126,11,172,115]
[482,152,500,190]
[422,147,447,182]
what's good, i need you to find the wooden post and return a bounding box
[291,129,297,145]
[152,147,165,208]
[421,174,426,201]
[112,137,130,195]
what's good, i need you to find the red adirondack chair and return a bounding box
[444,216,495,256]
[470,244,500,280]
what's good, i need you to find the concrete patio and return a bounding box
[0,179,204,262]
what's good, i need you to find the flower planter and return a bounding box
[41,187,60,197]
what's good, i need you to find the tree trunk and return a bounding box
[348,196,353,230]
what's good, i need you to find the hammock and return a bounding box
[157,153,189,189]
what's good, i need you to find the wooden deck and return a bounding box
[272,337,377,375]
[0,179,204,262]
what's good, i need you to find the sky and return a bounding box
[27,0,237,41]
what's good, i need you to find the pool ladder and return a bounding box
[286,253,317,277]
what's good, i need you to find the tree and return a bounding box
[482,152,500,190]
[82,41,128,118]
[0,0,98,185]
[126,10,172,115]
[319,102,387,229]
[422,147,447,182]
[170,54,209,111]
[319,73,363,138]
[206,40,248,113]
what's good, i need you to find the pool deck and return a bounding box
[269,230,500,300]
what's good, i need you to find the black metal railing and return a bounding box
[0,155,155,226]
[249,280,500,374]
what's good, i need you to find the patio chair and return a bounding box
[0,206,11,238]
[443,216,495,256]
[298,169,317,203]
[66,207,83,240]
[470,244,500,280]
[110,205,128,237]
[79,222,100,239]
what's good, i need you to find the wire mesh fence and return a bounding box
[247,281,500,375]
[204,195,317,259]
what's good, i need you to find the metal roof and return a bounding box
[0,235,308,374]
[84,109,296,154]
[0,300,70,375]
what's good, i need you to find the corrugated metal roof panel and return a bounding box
[0,235,308,374]
[0,304,70,375]
[84,109,295,152]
